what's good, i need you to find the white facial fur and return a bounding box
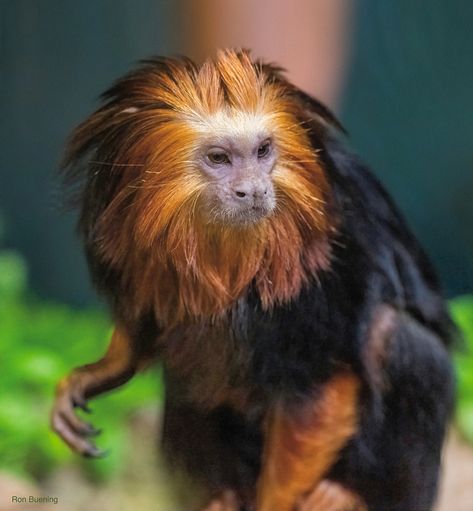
[190,110,277,225]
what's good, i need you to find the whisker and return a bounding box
[127,183,167,190]
[147,160,196,166]
[89,160,145,167]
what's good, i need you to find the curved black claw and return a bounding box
[84,447,110,459]
[73,393,92,413]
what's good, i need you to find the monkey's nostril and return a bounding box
[253,188,268,199]
[235,191,246,198]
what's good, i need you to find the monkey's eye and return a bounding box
[257,140,271,159]
[207,152,231,165]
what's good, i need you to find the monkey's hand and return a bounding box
[51,325,138,457]
[202,491,240,511]
[51,369,105,457]
[297,480,366,511]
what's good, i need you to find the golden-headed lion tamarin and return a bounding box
[52,50,454,511]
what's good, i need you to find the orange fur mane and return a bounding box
[66,50,336,324]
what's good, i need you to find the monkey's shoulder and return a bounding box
[319,136,453,344]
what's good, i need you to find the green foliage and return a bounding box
[450,295,473,443]
[0,250,162,481]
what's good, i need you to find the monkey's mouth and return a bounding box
[226,202,275,225]
[205,203,273,226]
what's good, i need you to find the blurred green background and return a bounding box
[0,0,472,509]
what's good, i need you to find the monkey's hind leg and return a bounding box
[257,372,363,511]
[51,325,141,457]
[369,314,454,511]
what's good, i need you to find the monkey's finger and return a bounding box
[202,500,223,511]
[201,491,239,511]
[298,480,364,511]
[83,447,109,459]
[60,409,101,437]
[220,490,239,511]
[51,411,105,457]
[72,393,92,413]
[54,392,99,436]
[298,481,333,511]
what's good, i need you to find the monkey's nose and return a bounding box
[233,184,268,201]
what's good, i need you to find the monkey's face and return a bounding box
[195,110,277,225]
[65,50,334,315]
[75,51,331,266]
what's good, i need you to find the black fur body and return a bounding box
[158,132,455,511]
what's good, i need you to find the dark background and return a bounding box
[1,0,472,305]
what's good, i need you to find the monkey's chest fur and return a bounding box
[158,282,355,415]
[159,299,259,412]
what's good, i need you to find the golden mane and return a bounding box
[64,49,336,324]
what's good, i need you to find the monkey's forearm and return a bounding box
[51,325,143,456]
[257,372,361,511]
